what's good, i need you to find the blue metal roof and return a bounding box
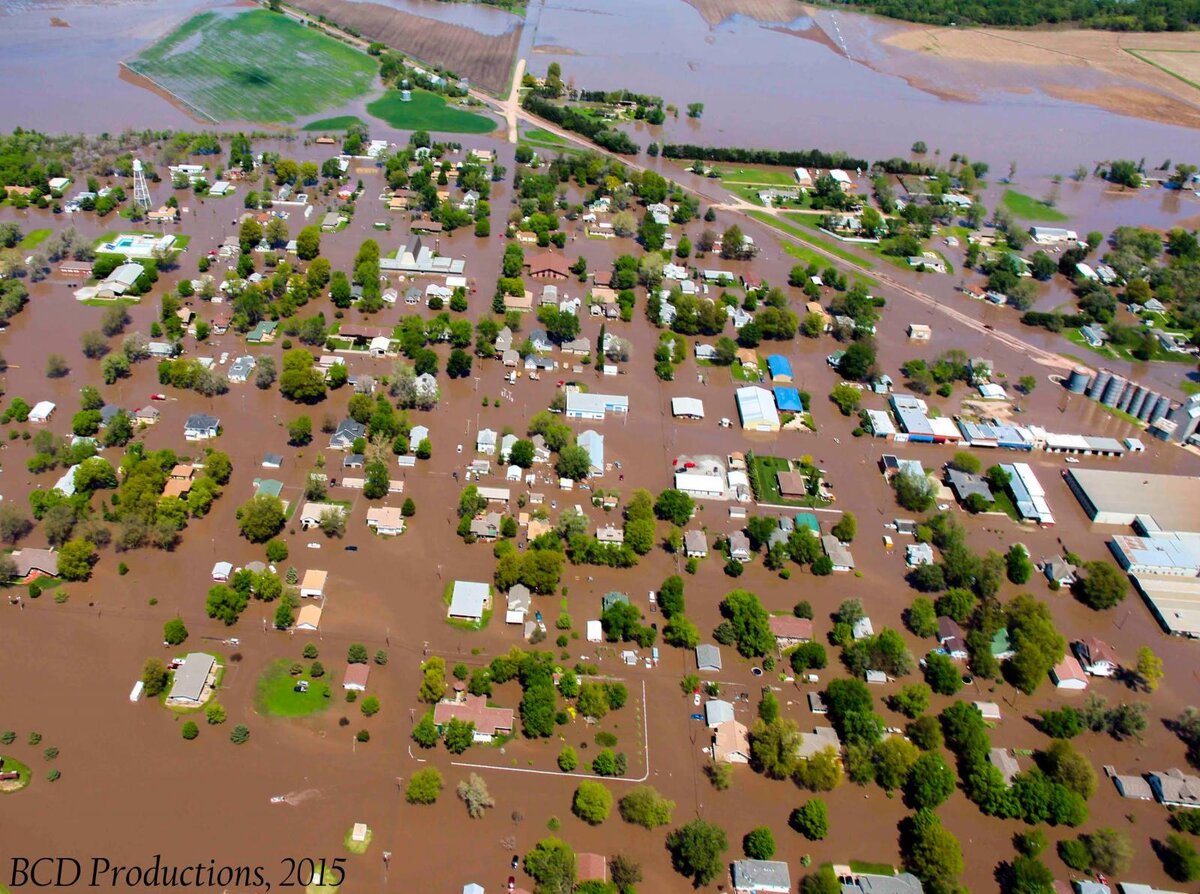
[773,387,803,412]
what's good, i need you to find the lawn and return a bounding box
[524,128,567,145]
[367,89,496,135]
[748,454,829,508]
[126,10,378,124]
[343,826,373,854]
[18,229,51,251]
[302,115,364,132]
[717,166,798,187]
[255,659,332,718]
[0,755,31,794]
[1000,189,1069,223]
[989,488,1021,522]
[752,211,875,273]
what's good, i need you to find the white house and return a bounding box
[184,413,220,441]
[300,569,328,599]
[29,401,56,424]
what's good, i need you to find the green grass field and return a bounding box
[18,229,51,251]
[0,755,31,794]
[127,10,378,124]
[1001,189,1069,223]
[524,128,567,145]
[302,115,365,132]
[255,660,332,718]
[367,89,496,134]
[717,166,797,187]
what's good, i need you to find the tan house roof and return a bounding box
[296,604,322,629]
[12,548,57,579]
[769,615,813,643]
[301,569,328,593]
[713,720,750,762]
[433,694,514,736]
[162,478,192,499]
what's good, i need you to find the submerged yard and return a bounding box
[126,10,378,124]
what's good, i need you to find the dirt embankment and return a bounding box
[287,0,521,93]
[882,25,1200,128]
[681,0,807,27]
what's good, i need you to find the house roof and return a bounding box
[343,664,370,688]
[732,860,791,891]
[696,644,722,670]
[367,506,406,529]
[185,413,219,430]
[684,529,708,552]
[769,615,813,641]
[773,387,803,412]
[433,693,514,735]
[705,699,735,726]
[713,719,749,761]
[449,580,490,619]
[11,548,57,578]
[525,250,571,277]
[301,569,328,592]
[576,854,607,883]
[766,354,793,378]
[296,604,322,628]
[169,653,215,702]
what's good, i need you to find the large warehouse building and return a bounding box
[1064,469,1200,532]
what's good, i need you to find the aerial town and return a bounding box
[2,1,1200,894]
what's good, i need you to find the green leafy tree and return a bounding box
[163,617,188,645]
[743,826,776,860]
[1072,561,1128,610]
[237,494,285,542]
[412,712,439,748]
[618,785,675,829]
[572,780,613,824]
[666,819,728,887]
[524,837,576,894]
[405,768,443,804]
[904,751,956,809]
[789,799,829,840]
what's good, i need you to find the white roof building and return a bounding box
[735,386,780,432]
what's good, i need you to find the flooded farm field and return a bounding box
[1,126,1199,894]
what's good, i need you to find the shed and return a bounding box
[1051,655,1089,690]
[300,569,327,599]
[448,581,490,622]
[343,664,370,691]
[696,644,722,672]
[296,604,322,630]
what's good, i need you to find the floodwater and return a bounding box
[1,133,1200,892]
[519,0,1200,174]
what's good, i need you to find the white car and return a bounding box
[693,691,701,706]
[1065,457,1080,464]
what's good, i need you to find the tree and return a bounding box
[141,658,170,697]
[901,809,964,894]
[654,489,694,526]
[906,597,939,638]
[363,460,389,500]
[839,342,876,381]
[894,468,935,512]
[875,735,921,790]
[1073,561,1128,610]
[237,494,285,542]
[287,415,312,446]
[830,383,861,416]
[443,717,474,753]
[831,512,857,543]
[794,746,844,791]
[610,854,642,892]
[750,717,801,779]
[923,652,962,696]
[573,781,613,824]
[1082,827,1133,875]
[456,773,495,819]
[405,768,443,804]
[57,539,96,581]
[718,589,774,657]
[743,826,776,860]
[1134,646,1164,692]
[1007,544,1033,584]
[418,657,447,704]
[524,837,575,894]
[904,751,956,809]
[557,746,578,772]
[412,712,439,748]
[360,695,381,717]
[181,721,199,740]
[666,819,728,886]
[556,444,592,481]
[295,225,321,260]
[888,682,931,718]
[0,504,33,543]
[618,785,675,829]
[1161,834,1200,882]
[46,353,69,378]
[205,702,226,725]
[163,617,188,645]
[1039,739,1096,799]
[789,799,828,840]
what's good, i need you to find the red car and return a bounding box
[507,877,515,892]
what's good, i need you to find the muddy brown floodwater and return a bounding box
[1,131,1199,894]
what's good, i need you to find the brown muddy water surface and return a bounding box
[0,132,1199,892]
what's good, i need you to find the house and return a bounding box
[712,719,750,763]
[989,748,1021,785]
[262,453,283,469]
[296,604,322,630]
[842,873,926,894]
[671,397,706,422]
[774,387,804,413]
[476,428,497,455]
[696,644,722,672]
[1113,773,1154,800]
[736,386,780,432]
[477,486,510,504]
[211,561,233,582]
[577,854,608,884]
[505,584,532,624]
[469,512,502,540]
[527,328,554,353]
[167,653,216,705]
[1080,324,1107,348]
[808,692,827,714]
[363,506,404,536]
[852,617,874,640]
[565,391,628,420]
[329,418,367,450]
[596,524,624,545]
[184,413,219,441]
[866,669,889,685]
[906,542,935,567]
[991,628,1015,661]
[704,699,735,728]
[525,251,571,281]
[798,726,841,758]
[29,401,56,424]
[299,502,345,530]
[908,323,932,341]
[134,405,160,425]
[1073,638,1119,676]
[1030,227,1079,245]
[1051,655,1089,690]
[946,469,993,505]
[684,530,708,558]
[11,548,58,582]
[766,354,793,383]
[769,615,813,649]
[227,355,256,383]
[577,429,605,477]
[729,531,752,562]
[732,860,791,894]
[300,569,327,599]
[448,580,491,623]
[1148,768,1200,808]
[343,664,370,691]
[246,320,278,344]
[822,534,855,572]
[433,693,514,741]
[343,454,365,471]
